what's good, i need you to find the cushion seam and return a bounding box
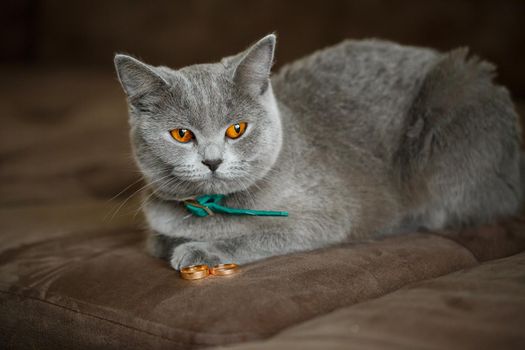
[422,233,481,263]
[0,289,264,345]
[239,234,483,340]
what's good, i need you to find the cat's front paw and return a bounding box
[170,242,230,270]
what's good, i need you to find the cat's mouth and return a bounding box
[209,171,228,180]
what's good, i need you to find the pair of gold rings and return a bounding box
[180,263,238,280]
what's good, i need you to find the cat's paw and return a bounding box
[170,242,230,270]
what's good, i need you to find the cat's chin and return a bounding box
[197,177,245,195]
[153,176,251,201]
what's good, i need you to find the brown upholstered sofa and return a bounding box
[1,69,525,349]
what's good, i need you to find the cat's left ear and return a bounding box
[233,34,276,96]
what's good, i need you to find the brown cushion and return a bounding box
[2,216,525,349]
[219,251,525,350]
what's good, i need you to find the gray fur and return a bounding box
[114,35,522,270]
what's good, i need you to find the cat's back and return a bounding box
[272,39,440,155]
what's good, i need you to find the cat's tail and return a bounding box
[397,47,523,226]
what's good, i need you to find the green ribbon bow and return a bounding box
[182,194,288,218]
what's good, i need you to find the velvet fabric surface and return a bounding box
[1,68,525,349]
[219,251,525,350]
[1,220,525,349]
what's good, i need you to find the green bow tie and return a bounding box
[182,194,288,218]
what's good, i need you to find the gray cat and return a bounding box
[114,34,522,270]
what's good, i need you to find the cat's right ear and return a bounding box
[114,54,169,98]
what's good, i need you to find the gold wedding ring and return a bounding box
[180,264,209,280]
[180,263,239,280]
[209,263,239,276]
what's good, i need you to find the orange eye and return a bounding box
[170,128,194,143]
[225,122,247,139]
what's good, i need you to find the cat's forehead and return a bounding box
[162,64,242,129]
[179,63,232,92]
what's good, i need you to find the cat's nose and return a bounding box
[202,159,223,171]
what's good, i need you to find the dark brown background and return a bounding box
[2,0,525,98]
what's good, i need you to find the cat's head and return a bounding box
[114,34,282,200]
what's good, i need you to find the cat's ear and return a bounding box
[114,54,169,98]
[233,34,276,96]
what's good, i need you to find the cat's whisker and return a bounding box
[132,176,181,219]
[106,176,145,203]
[105,173,173,222]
